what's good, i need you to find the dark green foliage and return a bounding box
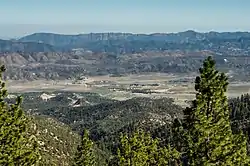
[228,94,250,154]
[229,94,250,134]
[0,65,40,165]
[12,91,114,112]
[114,130,180,166]
[73,129,96,166]
[24,95,182,156]
[182,56,249,165]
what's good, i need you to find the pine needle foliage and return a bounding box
[0,65,40,166]
[73,129,96,166]
[183,56,249,165]
[117,129,180,166]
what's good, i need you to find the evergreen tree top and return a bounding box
[183,56,250,165]
[0,65,40,165]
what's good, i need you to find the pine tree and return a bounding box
[183,56,249,165]
[171,118,187,165]
[117,129,180,166]
[73,129,96,166]
[0,65,40,165]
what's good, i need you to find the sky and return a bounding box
[0,0,250,38]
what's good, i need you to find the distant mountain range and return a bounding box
[18,30,250,44]
[0,30,250,53]
[1,30,250,80]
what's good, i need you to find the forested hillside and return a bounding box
[28,115,80,166]
[2,56,250,165]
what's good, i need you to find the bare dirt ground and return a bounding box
[6,73,250,107]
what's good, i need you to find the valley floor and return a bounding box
[7,73,250,107]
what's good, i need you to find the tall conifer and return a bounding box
[183,56,249,165]
[73,129,96,166]
[0,65,40,165]
[117,129,180,166]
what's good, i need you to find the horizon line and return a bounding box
[14,30,250,38]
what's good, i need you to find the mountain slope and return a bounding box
[28,115,80,166]
[0,39,57,52]
[25,94,183,145]
[0,50,249,81]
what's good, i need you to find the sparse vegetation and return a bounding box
[29,115,80,166]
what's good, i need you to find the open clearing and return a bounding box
[6,73,250,107]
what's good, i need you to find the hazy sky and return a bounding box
[0,0,249,38]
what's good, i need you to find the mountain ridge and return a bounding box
[18,30,250,44]
[1,30,250,80]
[0,30,250,54]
